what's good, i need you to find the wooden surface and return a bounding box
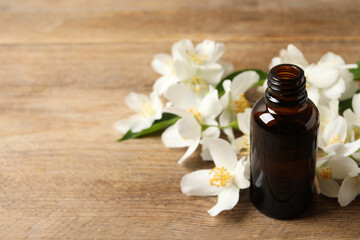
[1,0,360,239]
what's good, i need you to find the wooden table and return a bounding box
[1,0,360,239]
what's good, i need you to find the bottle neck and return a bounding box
[265,64,307,107]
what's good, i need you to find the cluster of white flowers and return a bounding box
[266,45,360,206]
[115,40,360,216]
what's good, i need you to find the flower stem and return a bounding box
[201,120,239,131]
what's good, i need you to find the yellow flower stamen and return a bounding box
[329,134,343,145]
[189,54,207,64]
[187,77,208,96]
[234,93,250,113]
[306,83,310,89]
[236,135,250,155]
[189,108,202,122]
[141,101,154,117]
[185,49,207,64]
[319,167,333,180]
[209,166,231,187]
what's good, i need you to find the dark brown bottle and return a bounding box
[250,64,319,219]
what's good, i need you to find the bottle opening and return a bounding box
[266,64,307,106]
[271,65,301,80]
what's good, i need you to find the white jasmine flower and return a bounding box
[305,52,357,104]
[152,54,179,95]
[338,167,360,206]
[161,116,220,164]
[115,92,162,133]
[233,108,251,157]
[319,115,347,153]
[305,63,345,103]
[161,84,222,163]
[319,115,360,156]
[164,84,222,126]
[172,39,226,65]
[174,60,224,97]
[344,93,360,140]
[269,44,309,70]
[219,71,259,141]
[317,52,358,101]
[316,153,358,198]
[181,138,250,216]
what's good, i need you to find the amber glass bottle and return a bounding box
[250,64,319,219]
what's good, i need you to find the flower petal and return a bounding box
[234,135,250,153]
[172,39,194,61]
[173,59,196,80]
[178,139,200,164]
[340,74,358,100]
[232,157,250,189]
[307,86,319,106]
[125,92,149,112]
[318,52,344,65]
[317,177,340,198]
[329,99,339,117]
[131,116,154,133]
[200,145,213,161]
[181,169,223,196]
[321,77,346,100]
[163,106,191,118]
[207,185,239,216]
[219,80,231,109]
[322,116,347,147]
[343,109,359,126]
[153,75,179,96]
[338,176,359,206]
[202,126,220,139]
[115,114,153,134]
[114,117,134,134]
[306,63,339,89]
[335,139,360,157]
[161,122,191,148]
[151,53,173,76]
[269,57,282,69]
[197,62,224,85]
[237,108,251,135]
[178,116,201,140]
[219,110,235,142]
[353,93,360,118]
[195,40,225,62]
[230,71,259,99]
[327,156,358,179]
[201,138,237,171]
[281,44,309,69]
[164,84,200,109]
[199,86,222,119]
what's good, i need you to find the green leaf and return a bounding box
[350,62,360,81]
[216,69,267,97]
[116,113,180,142]
[339,89,360,114]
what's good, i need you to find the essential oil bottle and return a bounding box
[250,64,319,219]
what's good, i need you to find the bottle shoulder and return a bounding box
[251,97,319,135]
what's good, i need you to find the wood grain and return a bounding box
[1,0,360,239]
